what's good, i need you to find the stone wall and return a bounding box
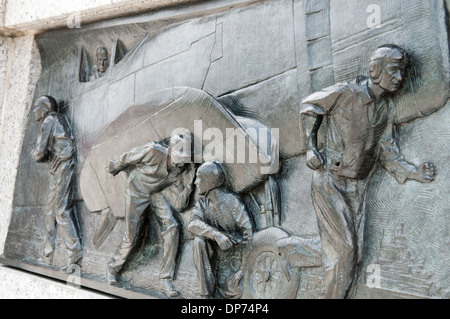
[0,36,41,257]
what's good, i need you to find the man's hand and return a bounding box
[182,163,196,186]
[225,270,244,299]
[306,148,325,170]
[228,270,244,288]
[30,147,39,161]
[213,231,234,251]
[411,162,436,183]
[106,160,125,176]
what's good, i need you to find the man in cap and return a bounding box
[188,161,253,299]
[300,44,436,298]
[31,95,82,272]
[106,133,196,297]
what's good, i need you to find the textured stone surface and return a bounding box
[202,0,297,97]
[330,0,449,124]
[0,265,110,299]
[0,1,6,28]
[0,37,10,135]
[360,100,450,298]
[2,0,203,33]
[0,36,41,256]
[223,70,305,158]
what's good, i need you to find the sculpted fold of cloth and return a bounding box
[106,133,195,297]
[300,45,436,299]
[188,161,253,299]
[30,95,82,272]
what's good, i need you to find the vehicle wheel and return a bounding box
[242,227,301,299]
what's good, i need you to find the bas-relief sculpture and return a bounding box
[30,96,82,272]
[106,133,195,297]
[90,47,109,81]
[2,0,449,299]
[189,161,253,299]
[300,45,436,299]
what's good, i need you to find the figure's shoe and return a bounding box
[60,251,82,273]
[40,253,54,266]
[106,267,120,286]
[160,278,179,297]
[41,245,54,265]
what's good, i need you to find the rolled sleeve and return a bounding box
[379,120,417,184]
[119,142,158,167]
[300,83,347,117]
[31,116,54,162]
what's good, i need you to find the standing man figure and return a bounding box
[106,133,195,297]
[31,95,82,272]
[300,45,436,299]
[188,161,253,299]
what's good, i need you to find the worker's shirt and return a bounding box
[32,112,75,174]
[119,142,175,194]
[300,76,416,182]
[189,188,253,245]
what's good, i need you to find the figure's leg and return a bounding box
[311,170,360,299]
[192,237,216,297]
[345,179,369,298]
[351,179,368,265]
[151,193,180,279]
[43,204,56,264]
[52,160,82,270]
[151,193,180,297]
[108,183,150,284]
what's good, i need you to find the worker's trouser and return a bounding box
[109,190,179,279]
[44,158,82,263]
[311,170,368,299]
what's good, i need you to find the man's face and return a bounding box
[170,134,192,168]
[169,151,189,175]
[378,62,406,93]
[194,171,210,195]
[33,102,47,122]
[96,51,108,73]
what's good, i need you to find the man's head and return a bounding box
[369,44,410,93]
[95,47,109,73]
[169,132,193,168]
[195,161,226,195]
[33,95,58,122]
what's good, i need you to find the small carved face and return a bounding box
[194,171,210,195]
[378,62,406,93]
[195,163,224,195]
[169,133,192,167]
[96,51,108,73]
[33,102,48,122]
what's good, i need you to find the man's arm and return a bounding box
[225,199,253,298]
[304,114,325,170]
[163,164,196,212]
[107,142,158,176]
[233,199,253,246]
[174,164,196,212]
[188,200,234,250]
[31,117,54,162]
[379,119,436,184]
[300,83,346,171]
